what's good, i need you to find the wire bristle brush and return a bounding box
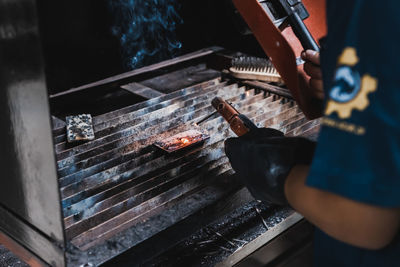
[230,56,283,83]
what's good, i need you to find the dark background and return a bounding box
[36,0,264,94]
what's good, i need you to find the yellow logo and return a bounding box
[325,47,378,119]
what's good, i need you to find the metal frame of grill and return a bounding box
[0,2,320,266]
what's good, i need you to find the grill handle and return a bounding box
[211,97,258,136]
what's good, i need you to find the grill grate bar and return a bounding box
[70,167,234,250]
[55,83,242,165]
[279,114,310,134]
[65,156,230,240]
[54,80,229,147]
[56,86,253,178]
[63,152,222,221]
[59,97,306,212]
[59,91,273,205]
[61,139,224,210]
[286,119,321,137]
[94,78,221,125]
[62,107,313,241]
[54,82,233,156]
[57,91,269,185]
[53,76,320,252]
[52,78,222,137]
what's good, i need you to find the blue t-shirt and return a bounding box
[306,0,400,266]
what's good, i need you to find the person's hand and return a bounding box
[225,128,316,205]
[301,50,324,100]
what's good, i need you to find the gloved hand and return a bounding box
[225,128,316,205]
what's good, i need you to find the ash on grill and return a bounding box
[145,201,292,267]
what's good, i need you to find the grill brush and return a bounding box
[229,56,283,84]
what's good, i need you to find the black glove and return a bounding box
[225,128,316,205]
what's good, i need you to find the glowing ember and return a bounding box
[181,138,190,144]
[154,130,210,153]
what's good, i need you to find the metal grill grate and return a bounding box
[52,77,319,252]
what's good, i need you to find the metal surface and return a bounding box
[67,179,246,266]
[141,198,300,267]
[51,69,319,265]
[0,206,64,267]
[121,82,166,99]
[0,17,321,264]
[217,213,303,267]
[195,111,219,125]
[235,219,314,267]
[0,0,65,254]
[49,47,224,98]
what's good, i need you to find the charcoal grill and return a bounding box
[0,1,320,266]
[58,71,319,266]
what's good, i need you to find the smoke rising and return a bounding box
[108,0,183,70]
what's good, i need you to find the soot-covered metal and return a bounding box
[0,1,321,266]
[48,49,320,266]
[0,35,320,265]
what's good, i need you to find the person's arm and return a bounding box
[285,165,400,250]
[225,49,400,249]
[293,50,400,249]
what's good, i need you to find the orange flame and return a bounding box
[181,138,190,144]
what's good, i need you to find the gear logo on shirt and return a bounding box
[325,47,378,119]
